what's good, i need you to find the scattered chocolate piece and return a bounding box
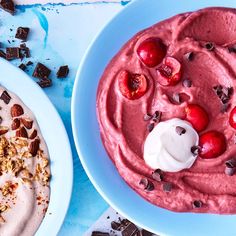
[0,50,6,59]
[193,200,203,208]
[205,42,215,51]
[152,169,163,182]
[221,103,231,113]
[91,231,109,236]
[184,52,194,61]
[19,63,26,71]
[147,123,155,132]
[0,0,15,15]
[20,43,30,58]
[191,145,201,156]
[6,47,20,60]
[122,222,139,236]
[15,27,30,41]
[111,221,121,230]
[37,79,52,88]
[228,45,236,53]
[144,113,152,121]
[152,111,162,122]
[33,63,51,79]
[26,61,33,66]
[175,126,186,135]
[182,78,192,88]
[213,85,223,96]
[140,229,154,236]
[163,182,172,192]
[56,65,69,78]
[139,178,154,191]
[0,90,11,104]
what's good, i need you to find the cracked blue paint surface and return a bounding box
[0,1,130,235]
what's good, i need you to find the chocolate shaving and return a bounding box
[0,90,11,104]
[0,0,15,15]
[163,182,172,192]
[193,200,203,208]
[147,123,154,132]
[15,27,30,41]
[221,103,231,113]
[6,47,20,60]
[175,126,186,135]
[213,85,233,107]
[144,113,152,121]
[182,78,192,88]
[139,178,154,191]
[191,145,201,156]
[184,52,194,61]
[205,42,215,51]
[152,169,163,182]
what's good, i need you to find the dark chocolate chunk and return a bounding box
[19,63,26,71]
[152,111,162,123]
[122,222,139,236]
[37,79,52,88]
[0,90,11,104]
[140,229,154,236]
[111,221,121,231]
[213,85,223,96]
[162,182,172,192]
[91,231,109,236]
[33,63,51,79]
[56,65,69,78]
[182,79,192,88]
[6,47,20,60]
[147,123,154,132]
[15,27,30,41]
[144,113,152,121]
[20,43,30,58]
[184,52,194,61]
[26,61,33,66]
[0,0,15,15]
[191,145,201,156]
[204,42,215,51]
[139,178,154,191]
[152,169,163,182]
[175,126,186,135]
[0,50,6,59]
[193,200,203,208]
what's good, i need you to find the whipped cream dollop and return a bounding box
[144,118,199,172]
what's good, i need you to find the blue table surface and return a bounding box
[0,1,130,235]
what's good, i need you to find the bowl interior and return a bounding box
[0,58,73,236]
[72,0,236,235]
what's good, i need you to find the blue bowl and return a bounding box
[71,0,236,235]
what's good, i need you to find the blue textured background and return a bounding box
[0,2,129,235]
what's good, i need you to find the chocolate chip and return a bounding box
[191,145,201,156]
[184,52,194,61]
[56,65,69,78]
[163,182,172,192]
[122,222,139,236]
[33,63,51,79]
[15,27,30,41]
[6,47,20,60]
[152,111,162,122]
[205,42,215,51]
[0,90,11,104]
[19,63,26,71]
[147,123,154,132]
[0,0,15,15]
[175,126,186,135]
[139,178,154,191]
[92,232,109,236]
[37,79,52,88]
[193,200,203,208]
[144,113,152,121]
[152,169,163,182]
[182,79,192,88]
[0,50,6,59]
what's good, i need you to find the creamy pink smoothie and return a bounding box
[97,7,236,214]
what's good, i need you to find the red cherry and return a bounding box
[137,38,166,68]
[229,106,236,129]
[156,57,182,86]
[199,131,227,159]
[118,70,147,100]
[185,104,209,132]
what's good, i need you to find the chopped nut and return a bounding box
[0,205,8,213]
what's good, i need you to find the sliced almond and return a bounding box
[29,129,37,139]
[29,139,40,157]
[0,127,8,135]
[16,127,28,138]
[11,104,24,118]
[21,118,33,129]
[11,118,20,130]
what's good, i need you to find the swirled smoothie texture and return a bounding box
[0,88,50,235]
[97,7,236,214]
